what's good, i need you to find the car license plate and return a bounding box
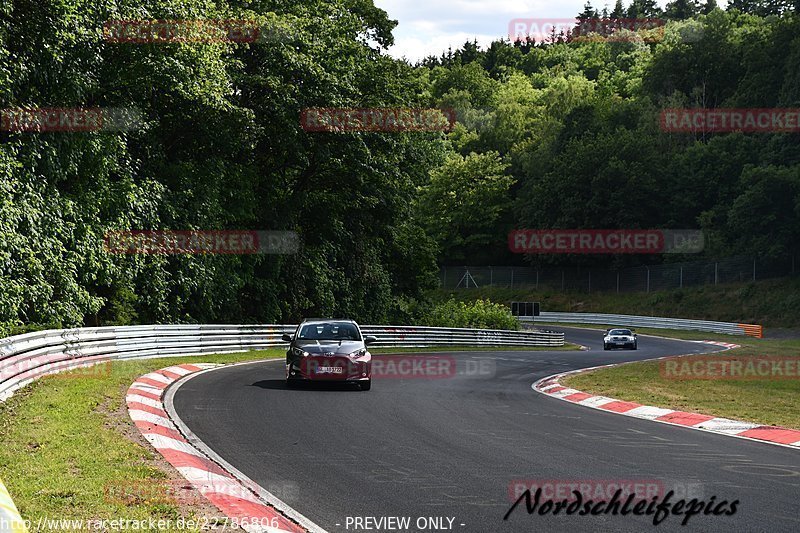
[317,366,343,374]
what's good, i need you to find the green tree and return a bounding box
[418,152,515,262]
[454,39,484,65]
[724,166,800,258]
[578,1,601,19]
[727,0,793,14]
[627,0,663,17]
[611,0,627,18]
[430,62,499,108]
[702,0,720,14]
[0,0,449,329]
[665,0,701,19]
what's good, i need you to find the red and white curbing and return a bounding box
[126,364,306,533]
[533,342,800,450]
[693,340,741,349]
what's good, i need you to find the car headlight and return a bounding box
[292,347,310,357]
[348,348,367,359]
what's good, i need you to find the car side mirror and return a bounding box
[281,333,293,342]
[364,336,378,345]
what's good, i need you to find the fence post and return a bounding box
[443,268,447,288]
[753,259,756,282]
[680,267,683,288]
[588,270,591,292]
[511,268,514,289]
[715,262,718,285]
[536,270,539,289]
[561,270,565,292]
[616,271,620,293]
[490,266,493,286]
[646,266,650,293]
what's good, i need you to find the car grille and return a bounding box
[300,356,358,379]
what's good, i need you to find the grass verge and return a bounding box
[0,350,286,531]
[562,338,800,429]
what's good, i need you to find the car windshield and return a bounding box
[298,322,361,341]
[609,329,632,336]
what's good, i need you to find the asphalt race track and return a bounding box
[172,327,800,532]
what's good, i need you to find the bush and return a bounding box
[421,299,520,330]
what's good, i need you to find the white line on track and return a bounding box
[163,359,329,533]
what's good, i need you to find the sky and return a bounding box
[373,0,727,61]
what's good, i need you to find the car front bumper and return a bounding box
[286,357,371,381]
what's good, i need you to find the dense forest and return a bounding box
[1,0,799,331]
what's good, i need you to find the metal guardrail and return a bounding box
[360,325,563,348]
[524,312,763,338]
[0,324,564,401]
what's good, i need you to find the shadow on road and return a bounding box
[250,379,363,392]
